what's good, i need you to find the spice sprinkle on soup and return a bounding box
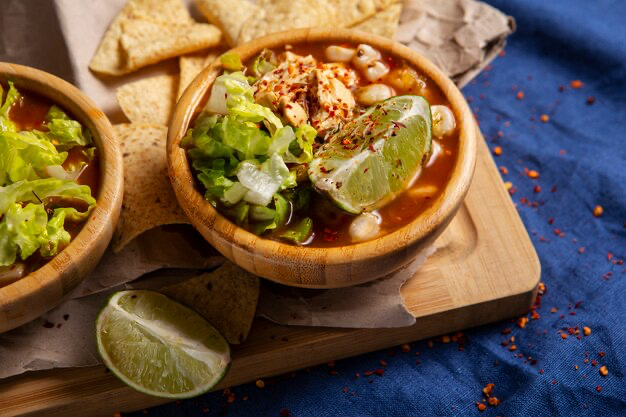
[181,43,458,247]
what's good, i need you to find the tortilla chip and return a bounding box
[89,0,194,75]
[161,262,260,344]
[120,20,222,73]
[177,48,225,99]
[113,124,190,252]
[117,75,178,125]
[195,0,260,46]
[236,0,400,44]
[351,3,402,39]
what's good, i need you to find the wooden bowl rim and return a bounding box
[0,63,123,304]
[168,28,476,268]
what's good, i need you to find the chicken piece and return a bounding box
[253,53,316,125]
[310,64,357,136]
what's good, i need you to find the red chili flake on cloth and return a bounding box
[586,96,596,105]
[593,205,604,217]
[570,80,584,89]
[499,166,508,175]
[493,146,502,156]
[516,91,525,100]
[375,369,385,376]
[540,114,550,123]
[477,403,487,411]
[596,386,602,392]
[527,170,540,179]
[534,185,542,193]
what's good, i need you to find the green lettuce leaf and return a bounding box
[0,81,20,133]
[237,153,290,206]
[0,178,95,216]
[0,203,73,265]
[40,209,71,257]
[220,52,243,71]
[44,106,92,149]
[0,131,68,185]
[280,217,313,243]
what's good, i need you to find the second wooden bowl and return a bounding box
[168,29,477,289]
[0,63,124,332]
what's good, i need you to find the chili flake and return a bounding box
[401,344,410,352]
[493,146,502,156]
[570,80,584,89]
[255,379,265,388]
[527,170,540,179]
[540,114,550,123]
[593,205,603,217]
[600,366,608,376]
[477,403,487,411]
[583,327,591,336]
[516,91,525,100]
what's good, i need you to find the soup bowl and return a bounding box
[167,29,476,288]
[0,63,123,332]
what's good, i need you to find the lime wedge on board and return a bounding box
[309,95,432,214]
[96,290,231,399]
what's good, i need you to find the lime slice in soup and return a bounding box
[96,290,231,399]
[309,95,432,214]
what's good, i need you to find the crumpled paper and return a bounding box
[398,0,514,87]
[257,246,435,328]
[0,0,512,379]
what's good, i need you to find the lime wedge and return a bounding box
[309,95,432,214]
[96,290,231,399]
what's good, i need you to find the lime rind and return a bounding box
[96,290,231,399]
[309,95,432,214]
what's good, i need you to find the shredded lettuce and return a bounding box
[220,52,244,72]
[0,178,95,216]
[45,106,92,149]
[0,203,72,265]
[280,217,313,243]
[0,81,20,132]
[0,131,68,185]
[237,153,290,206]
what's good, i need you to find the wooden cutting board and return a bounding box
[0,131,540,417]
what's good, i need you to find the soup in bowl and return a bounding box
[168,29,476,288]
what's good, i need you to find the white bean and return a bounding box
[325,46,356,63]
[352,44,381,70]
[355,84,395,106]
[431,105,456,137]
[364,61,390,82]
[349,212,381,242]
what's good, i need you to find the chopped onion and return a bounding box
[355,84,395,106]
[363,61,390,82]
[431,105,456,137]
[44,165,82,181]
[325,46,356,62]
[0,264,26,288]
[352,44,381,70]
[349,212,381,242]
[409,185,439,198]
[426,141,441,168]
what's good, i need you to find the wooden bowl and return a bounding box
[168,29,477,289]
[0,63,123,332]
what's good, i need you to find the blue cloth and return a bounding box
[132,1,626,415]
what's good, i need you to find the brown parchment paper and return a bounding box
[0,0,513,379]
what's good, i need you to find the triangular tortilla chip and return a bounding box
[89,0,195,75]
[195,0,260,46]
[113,124,190,252]
[120,20,222,72]
[117,74,178,125]
[236,0,400,44]
[161,262,260,344]
[351,3,402,39]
